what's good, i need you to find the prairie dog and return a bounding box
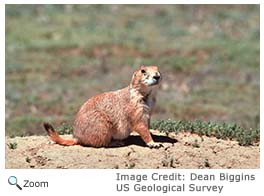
[43,65,162,148]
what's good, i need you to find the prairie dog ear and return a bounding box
[139,65,145,70]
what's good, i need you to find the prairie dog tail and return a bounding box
[43,123,77,146]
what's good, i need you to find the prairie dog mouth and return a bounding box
[144,77,160,86]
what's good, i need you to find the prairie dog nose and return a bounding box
[153,74,160,81]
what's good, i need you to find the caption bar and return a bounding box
[115,172,255,193]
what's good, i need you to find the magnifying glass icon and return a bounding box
[8,176,22,190]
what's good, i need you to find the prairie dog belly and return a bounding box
[112,129,131,140]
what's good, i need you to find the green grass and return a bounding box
[5,5,259,138]
[151,119,260,146]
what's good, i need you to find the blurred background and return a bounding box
[5,5,259,136]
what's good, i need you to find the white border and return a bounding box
[2,0,263,4]
[1,1,262,196]
[0,3,5,170]
[260,3,263,169]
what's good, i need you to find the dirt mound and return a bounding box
[5,130,259,169]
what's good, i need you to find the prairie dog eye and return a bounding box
[141,69,146,75]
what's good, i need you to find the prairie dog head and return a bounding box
[130,65,161,94]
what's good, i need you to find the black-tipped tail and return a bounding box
[43,122,77,146]
[43,122,55,133]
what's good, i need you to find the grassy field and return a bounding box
[5,5,259,139]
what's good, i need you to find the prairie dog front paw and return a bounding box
[147,141,163,149]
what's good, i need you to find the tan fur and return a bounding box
[43,65,162,148]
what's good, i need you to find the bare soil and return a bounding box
[5,130,259,169]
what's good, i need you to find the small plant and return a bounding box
[56,124,73,135]
[7,142,17,149]
[170,157,177,168]
[127,163,136,169]
[162,160,168,167]
[204,159,210,168]
[192,139,200,148]
[26,157,31,163]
